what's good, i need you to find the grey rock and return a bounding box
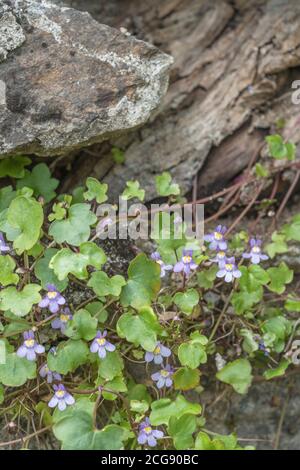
[0,0,173,157]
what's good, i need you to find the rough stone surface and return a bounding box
[59,0,300,202]
[0,0,173,157]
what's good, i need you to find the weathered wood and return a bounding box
[59,0,300,200]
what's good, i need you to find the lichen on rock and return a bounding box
[0,0,173,157]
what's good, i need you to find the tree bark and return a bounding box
[60,0,300,200]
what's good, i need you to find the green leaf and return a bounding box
[0,340,6,364]
[267,262,293,294]
[50,243,107,280]
[282,214,300,242]
[150,395,202,426]
[285,296,300,312]
[35,248,68,291]
[0,284,41,317]
[121,180,145,201]
[261,316,292,353]
[85,301,108,323]
[265,232,288,259]
[0,255,19,286]
[88,272,126,297]
[178,333,208,368]
[0,384,4,404]
[173,289,199,315]
[6,196,43,254]
[49,203,97,246]
[266,135,295,160]
[48,202,66,222]
[0,156,31,178]
[84,177,108,204]
[111,147,125,164]
[100,376,127,401]
[255,163,269,178]
[195,432,241,450]
[0,186,16,212]
[173,367,200,391]
[117,307,162,351]
[0,353,36,386]
[155,172,180,197]
[121,254,161,309]
[216,359,253,394]
[98,351,124,381]
[194,432,214,450]
[231,266,266,315]
[47,340,89,374]
[231,289,262,315]
[197,265,218,289]
[264,359,290,380]
[248,264,270,285]
[53,398,126,450]
[16,163,59,202]
[240,329,259,354]
[64,309,98,341]
[169,414,197,450]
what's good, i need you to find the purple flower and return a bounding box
[39,284,66,313]
[173,249,198,276]
[39,363,62,383]
[0,233,10,254]
[204,225,227,251]
[242,238,269,265]
[151,364,173,389]
[90,330,116,359]
[211,250,227,265]
[48,384,75,411]
[17,330,45,361]
[51,307,73,333]
[258,341,270,357]
[216,257,241,283]
[138,418,164,447]
[151,252,173,278]
[144,342,171,365]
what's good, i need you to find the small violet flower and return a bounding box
[151,252,173,278]
[39,363,62,383]
[48,384,75,411]
[173,249,198,276]
[137,418,164,447]
[211,250,227,265]
[0,233,10,254]
[216,256,241,283]
[90,330,116,359]
[242,238,269,265]
[151,364,173,389]
[51,307,73,333]
[39,284,66,313]
[17,330,45,361]
[145,342,171,365]
[204,225,227,251]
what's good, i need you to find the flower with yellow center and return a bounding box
[56,390,65,398]
[154,345,161,354]
[97,337,106,346]
[160,369,169,377]
[214,231,223,240]
[252,246,261,253]
[182,255,192,264]
[47,291,57,299]
[225,263,233,271]
[144,426,152,434]
[60,314,70,322]
[25,339,35,348]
